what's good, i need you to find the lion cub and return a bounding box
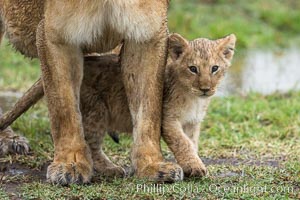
[0,33,236,179]
[68,33,236,178]
[161,33,236,176]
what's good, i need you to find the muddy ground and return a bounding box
[0,156,282,199]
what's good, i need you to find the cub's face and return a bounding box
[167,33,236,97]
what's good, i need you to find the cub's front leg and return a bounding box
[183,123,201,151]
[163,121,207,178]
[36,20,93,185]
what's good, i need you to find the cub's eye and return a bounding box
[188,66,198,74]
[211,65,219,73]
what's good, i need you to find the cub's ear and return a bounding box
[217,34,236,63]
[168,33,189,61]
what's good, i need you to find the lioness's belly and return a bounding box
[50,0,163,46]
[3,0,165,57]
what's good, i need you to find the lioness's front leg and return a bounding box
[36,21,93,185]
[163,121,207,178]
[121,22,183,182]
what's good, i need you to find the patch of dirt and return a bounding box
[215,171,240,178]
[0,162,47,200]
[202,157,280,167]
[0,156,282,199]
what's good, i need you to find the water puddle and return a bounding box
[215,171,240,178]
[0,91,22,112]
[8,168,28,176]
[218,47,300,96]
[0,162,47,182]
[202,157,279,168]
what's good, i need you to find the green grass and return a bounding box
[0,41,40,91]
[0,188,9,200]
[168,0,300,49]
[200,93,300,160]
[0,92,298,199]
[19,166,299,199]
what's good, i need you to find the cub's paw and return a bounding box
[94,165,126,178]
[0,132,30,156]
[137,162,183,183]
[181,157,207,178]
[47,161,93,185]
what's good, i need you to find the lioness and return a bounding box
[0,33,236,179]
[0,0,174,184]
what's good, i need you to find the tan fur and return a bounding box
[163,33,236,176]
[0,34,236,179]
[83,34,236,178]
[1,0,179,185]
[1,0,44,57]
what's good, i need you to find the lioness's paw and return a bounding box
[181,158,207,178]
[0,134,30,156]
[138,162,183,183]
[94,165,126,178]
[47,161,93,185]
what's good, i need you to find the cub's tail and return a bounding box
[0,78,44,131]
[107,131,120,144]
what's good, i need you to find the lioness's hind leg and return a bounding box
[0,108,30,156]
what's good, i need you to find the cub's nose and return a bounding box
[200,88,210,93]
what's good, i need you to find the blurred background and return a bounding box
[168,0,300,96]
[1,0,300,105]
